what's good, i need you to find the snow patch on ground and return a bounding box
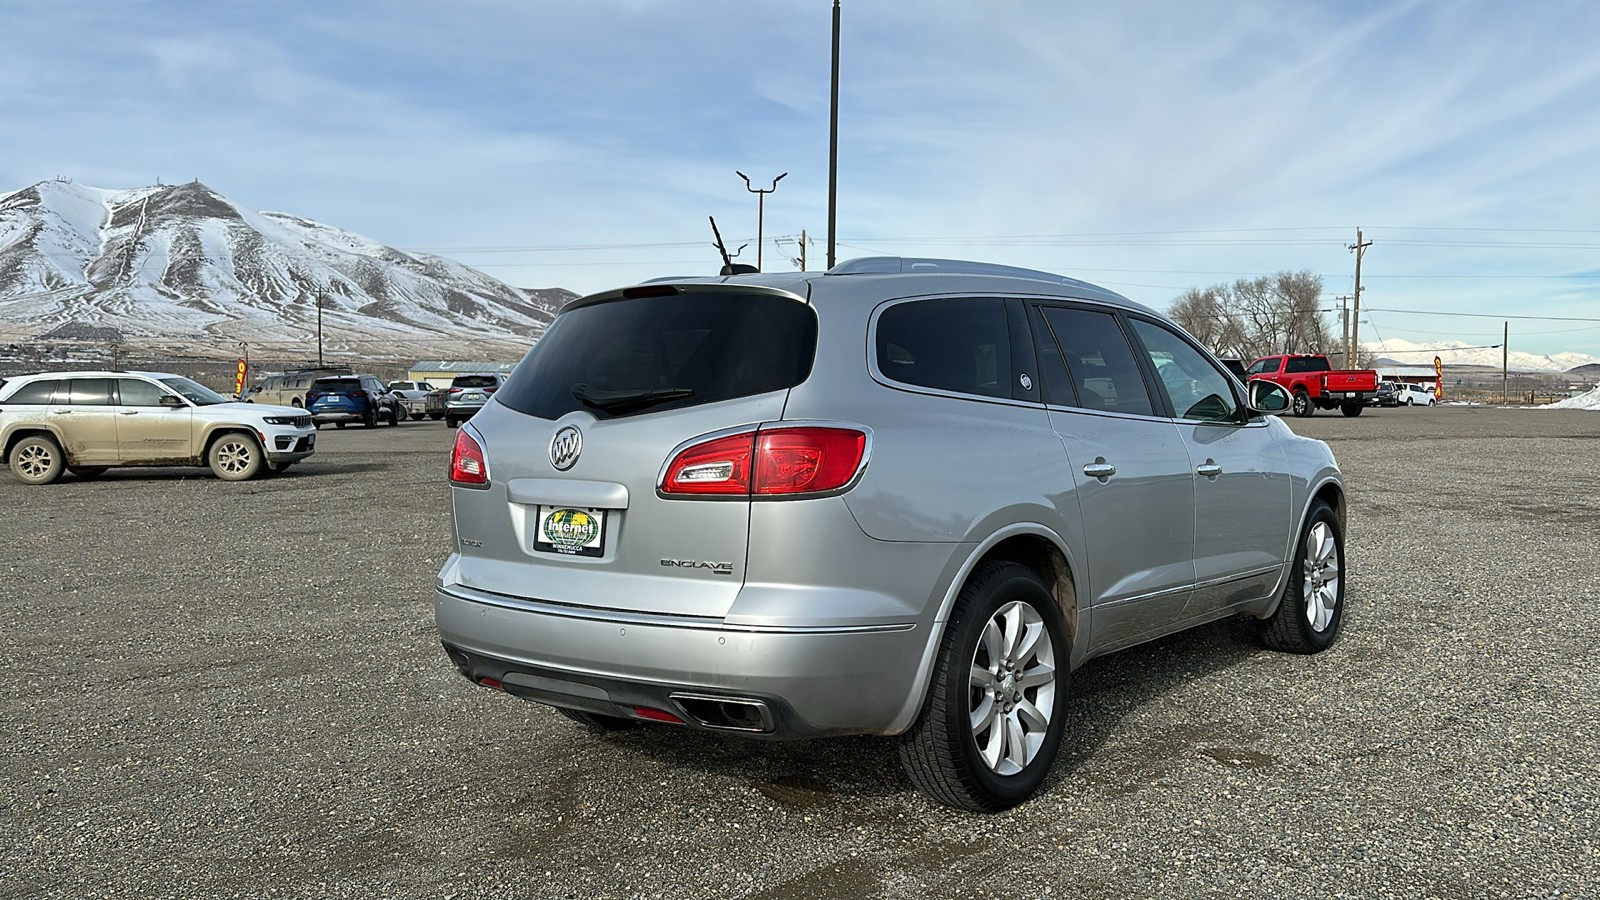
[1540,385,1600,410]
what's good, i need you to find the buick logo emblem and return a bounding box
[549,425,583,471]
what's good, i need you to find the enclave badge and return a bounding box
[549,425,582,470]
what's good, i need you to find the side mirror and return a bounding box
[159,394,186,408]
[1247,380,1291,414]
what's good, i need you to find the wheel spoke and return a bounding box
[1012,620,1044,665]
[978,714,1005,770]
[1016,662,1055,691]
[1015,697,1049,731]
[970,694,998,735]
[980,618,1003,666]
[969,664,999,692]
[999,603,1024,660]
[1003,712,1028,771]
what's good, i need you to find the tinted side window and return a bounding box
[876,298,1011,399]
[1285,357,1328,374]
[499,292,818,421]
[117,378,169,408]
[4,380,61,404]
[1245,358,1277,377]
[1036,307,1154,416]
[68,379,113,406]
[1129,320,1243,423]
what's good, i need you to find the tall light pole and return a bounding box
[827,0,840,270]
[736,171,786,271]
[1347,228,1372,363]
[316,291,324,366]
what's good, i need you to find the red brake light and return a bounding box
[633,707,684,723]
[450,428,489,486]
[448,387,463,394]
[661,433,755,495]
[754,427,867,495]
[661,426,867,497]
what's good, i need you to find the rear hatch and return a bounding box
[447,284,817,619]
[446,375,500,408]
[306,378,367,412]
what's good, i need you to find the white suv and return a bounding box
[1396,383,1436,406]
[0,370,316,484]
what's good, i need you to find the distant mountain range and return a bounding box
[1368,338,1600,374]
[0,179,576,360]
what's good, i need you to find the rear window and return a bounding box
[313,378,363,391]
[498,291,817,420]
[452,375,501,389]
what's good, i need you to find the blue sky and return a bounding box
[5,0,1600,358]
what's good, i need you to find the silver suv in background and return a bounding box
[434,258,1346,811]
[435,373,506,428]
[1,370,316,483]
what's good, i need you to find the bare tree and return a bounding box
[1168,270,1333,361]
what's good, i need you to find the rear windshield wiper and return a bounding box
[571,383,695,414]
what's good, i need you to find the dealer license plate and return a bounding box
[533,506,606,557]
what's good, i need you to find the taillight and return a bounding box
[449,387,463,394]
[661,426,867,497]
[753,428,867,495]
[450,427,489,486]
[661,433,754,495]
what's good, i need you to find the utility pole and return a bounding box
[1347,229,1373,364]
[1502,322,1509,406]
[827,0,840,270]
[797,228,807,270]
[736,171,786,271]
[316,291,324,366]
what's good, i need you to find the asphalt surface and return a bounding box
[3,405,1597,899]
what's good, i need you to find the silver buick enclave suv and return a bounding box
[435,257,1345,811]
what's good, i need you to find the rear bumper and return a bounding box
[434,582,926,738]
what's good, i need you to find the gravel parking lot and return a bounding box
[3,406,1597,899]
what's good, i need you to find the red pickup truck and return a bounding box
[1245,354,1380,418]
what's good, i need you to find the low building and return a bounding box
[407,360,519,388]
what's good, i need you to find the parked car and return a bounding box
[428,373,507,428]
[0,370,315,483]
[1396,383,1437,406]
[1371,381,1399,407]
[387,380,438,420]
[1219,358,1249,383]
[306,375,405,428]
[245,367,352,408]
[1245,354,1380,417]
[433,257,1347,812]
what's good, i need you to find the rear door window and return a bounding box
[117,378,170,407]
[67,379,114,406]
[498,291,817,420]
[1034,306,1155,417]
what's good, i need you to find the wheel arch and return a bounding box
[885,524,1082,735]
[3,426,74,465]
[1256,476,1346,621]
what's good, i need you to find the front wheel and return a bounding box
[1260,500,1344,653]
[1291,390,1313,417]
[898,561,1068,812]
[208,433,264,481]
[10,435,65,485]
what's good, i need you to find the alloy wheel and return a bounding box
[17,444,55,479]
[1301,521,1341,632]
[215,440,253,476]
[968,600,1057,776]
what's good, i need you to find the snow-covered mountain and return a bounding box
[0,179,576,358]
[1367,338,1600,374]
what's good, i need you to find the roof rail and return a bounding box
[825,256,1072,283]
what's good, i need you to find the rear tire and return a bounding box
[68,465,109,480]
[363,408,377,428]
[208,433,264,481]
[1291,389,1313,417]
[387,406,401,426]
[558,709,638,731]
[446,417,459,428]
[1339,403,1363,417]
[898,561,1068,812]
[410,413,424,421]
[1261,500,1344,653]
[10,435,65,485]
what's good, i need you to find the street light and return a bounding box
[736,171,786,271]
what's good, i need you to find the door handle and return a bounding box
[119,411,139,416]
[1082,461,1116,480]
[1196,460,1222,478]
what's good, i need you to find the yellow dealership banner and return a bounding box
[1433,356,1443,400]
[234,359,247,396]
